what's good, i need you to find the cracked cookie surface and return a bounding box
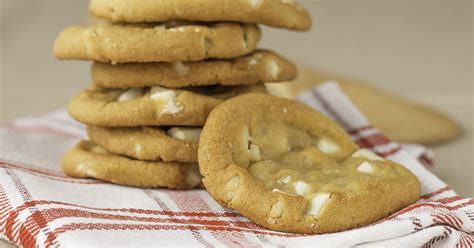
[92,50,297,89]
[68,84,267,127]
[54,22,260,63]
[87,126,200,163]
[198,94,420,234]
[89,0,311,31]
[61,140,201,189]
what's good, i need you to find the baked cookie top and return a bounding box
[61,140,201,189]
[68,84,267,127]
[54,22,260,63]
[92,50,297,89]
[89,0,311,31]
[87,126,200,163]
[198,94,420,234]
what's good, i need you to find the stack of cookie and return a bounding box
[55,0,311,189]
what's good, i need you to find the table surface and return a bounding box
[0,0,472,246]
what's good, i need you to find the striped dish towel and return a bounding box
[0,82,472,247]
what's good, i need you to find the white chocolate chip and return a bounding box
[118,88,144,102]
[272,189,296,196]
[150,87,184,116]
[269,200,284,218]
[161,101,184,115]
[352,149,384,161]
[248,58,258,66]
[86,169,97,177]
[90,145,108,155]
[317,139,340,154]
[283,108,288,114]
[173,62,189,76]
[167,127,202,141]
[226,192,235,202]
[248,52,262,66]
[306,193,331,216]
[267,217,276,224]
[134,144,143,155]
[281,0,295,4]
[76,163,89,173]
[185,166,202,188]
[77,163,98,177]
[225,176,240,202]
[154,24,166,30]
[249,0,262,8]
[294,181,309,196]
[248,144,261,161]
[278,176,292,184]
[150,86,168,97]
[267,59,281,80]
[357,162,375,174]
[242,127,261,161]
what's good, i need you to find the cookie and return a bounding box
[53,22,261,63]
[92,50,297,89]
[87,126,200,163]
[68,84,267,127]
[89,0,311,31]
[198,94,420,234]
[266,66,461,144]
[61,140,201,189]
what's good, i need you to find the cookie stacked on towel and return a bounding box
[54,0,311,189]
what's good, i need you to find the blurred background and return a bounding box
[0,0,472,199]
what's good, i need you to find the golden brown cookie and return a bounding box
[87,126,200,163]
[68,84,267,127]
[92,50,297,89]
[53,22,261,63]
[89,0,311,31]
[198,94,420,234]
[266,66,461,144]
[61,140,201,189]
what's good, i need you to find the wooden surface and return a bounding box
[0,0,472,246]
